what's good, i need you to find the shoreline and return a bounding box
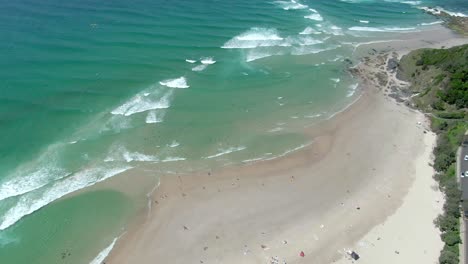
[104,26,466,263]
[97,26,467,264]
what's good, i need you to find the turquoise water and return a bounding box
[0,0,466,262]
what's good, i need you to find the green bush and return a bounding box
[436,112,465,119]
[442,231,462,246]
[439,249,458,264]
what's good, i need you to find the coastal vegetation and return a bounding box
[400,44,468,264]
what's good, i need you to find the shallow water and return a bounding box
[0,0,466,262]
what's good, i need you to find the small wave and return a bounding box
[329,55,344,62]
[347,83,359,97]
[305,113,322,118]
[192,64,208,72]
[316,24,344,35]
[168,141,180,148]
[330,78,340,83]
[101,115,132,133]
[222,28,285,49]
[185,59,196,63]
[299,27,322,35]
[146,110,165,124]
[266,143,312,160]
[159,77,189,88]
[419,21,443,26]
[296,36,323,46]
[111,90,172,116]
[89,237,119,264]
[349,26,416,32]
[304,9,323,21]
[268,127,284,133]
[201,57,216,65]
[304,13,323,21]
[0,165,132,231]
[161,157,186,162]
[359,20,370,24]
[246,49,285,62]
[104,146,158,163]
[399,1,421,5]
[418,6,467,17]
[0,149,69,202]
[205,146,246,159]
[291,44,340,56]
[274,0,308,10]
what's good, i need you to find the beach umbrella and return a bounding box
[299,251,305,257]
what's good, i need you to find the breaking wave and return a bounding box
[89,237,119,264]
[111,90,172,116]
[299,27,322,35]
[145,110,165,124]
[205,146,246,159]
[418,6,467,17]
[222,28,285,49]
[201,57,216,65]
[159,77,189,88]
[0,165,132,231]
[192,64,208,72]
[349,26,417,32]
[274,0,308,10]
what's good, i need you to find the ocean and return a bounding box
[0,0,466,262]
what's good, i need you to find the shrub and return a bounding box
[439,247,458,264]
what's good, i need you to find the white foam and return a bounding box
[222,28,285,49]
[317,24,344,35]
[168,141,180,148]
[330,78,340,83]
[347,83,359,97]
[349,26,416,32]
[122,151,157,163]
[297,36,323,46]
[145,110,165,124]
[400,1,421,5]
[304,13,323,21]
[268,127,284,133]
[104,146,158,163]
[359,20,370,24]
[274,0,308,10]
[419,21,443,26]
[291,44,340,56]
[185,59,196,63]
[0,165,132,231]
[201,57,216,65]
[159,77,189,88]
[89,237,119,264]
[329,55,344,62]
[161,157,186,162]
[305,113,322,118]
[205,146,246,159]
[0,148,69,202]
[111,90,172,116]
[101,115,132,133]
[418,6,467,17]
[266,143,312,160]
[191,64,208,72]
[299,27,322,35]
[246,49,283,62]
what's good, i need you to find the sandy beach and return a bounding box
[102,27,467,264]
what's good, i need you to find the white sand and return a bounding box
[335,129,444,264]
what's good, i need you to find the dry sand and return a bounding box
[103,27,467,264]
